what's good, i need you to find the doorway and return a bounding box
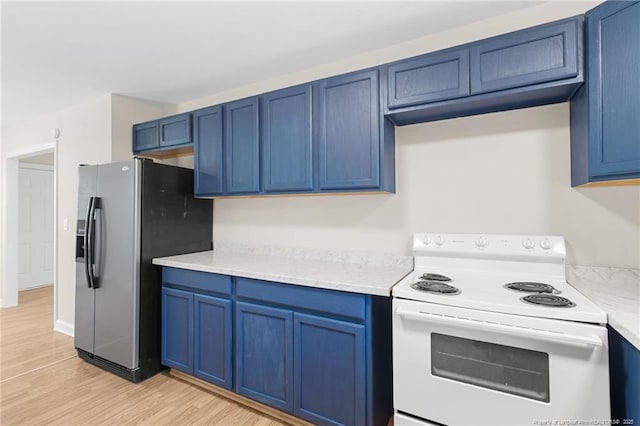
[2,142,61,333]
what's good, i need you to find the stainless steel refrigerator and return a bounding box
[74,158,212,382]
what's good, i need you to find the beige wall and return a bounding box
[110,94,176,162]
[2,95,112,325]
[1,93,181,325]
[177,1,639,268]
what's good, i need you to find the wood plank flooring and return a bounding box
[0,286,284,425]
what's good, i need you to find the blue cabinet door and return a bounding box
[159,113,192,148]
[193,106,224,196]
[194,294,232,389]
[133,121,159,153]
[261,85,313,192]
[387,48,470,109]
[235,302,293,412]
[161,287,194,374]
[318,70,380,190]
[585,1,640,183]
[609,326,640,424]
[470,17,580,94]
[293,313,366,426]
[225,97,260,194]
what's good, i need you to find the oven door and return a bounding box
[393,298,610,426]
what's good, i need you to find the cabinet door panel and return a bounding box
[294,313,365,426]
[194,106,224,196]
[388,48,470,109]
[235,302,293,412]
[161,287,193,374]
[262,85,313,192]
[588,1,640,179]
[470,18,579,94]
[159,113,192,147]
[194,294,232,389]
[133,121,159,153]
[225,97,260,194]
[318,70,380,190]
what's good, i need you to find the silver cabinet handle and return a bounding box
[396,307,603,347]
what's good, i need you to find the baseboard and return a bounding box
[54,319,74,337]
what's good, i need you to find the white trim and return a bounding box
[18,163,55,172]
[54,319,74,337]
[2,141,58,337]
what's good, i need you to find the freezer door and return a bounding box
[93,159,141,369]
[74,165,98,354]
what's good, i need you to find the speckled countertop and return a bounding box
[153,242,413,297]
[567,265,640,350]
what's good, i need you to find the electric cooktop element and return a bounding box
[410,281,460,295]
[520,294,576,308]
[419,273,452,282]
[504,282,560,294]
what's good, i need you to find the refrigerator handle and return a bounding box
[91,197,102,288]
[84,197,95,289]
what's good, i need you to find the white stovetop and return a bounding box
[393,267,607,324]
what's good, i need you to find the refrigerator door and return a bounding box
[93,159,141,369]
[74,165,98,354]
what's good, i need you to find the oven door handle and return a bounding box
[396,308,604,347]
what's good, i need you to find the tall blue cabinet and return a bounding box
[571,1,640,185]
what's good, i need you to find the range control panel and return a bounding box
[413,233,566,262]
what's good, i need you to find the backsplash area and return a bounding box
[210,104,640,269]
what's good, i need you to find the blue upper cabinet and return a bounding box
[261,85,313,192]
[193,106,224,196]
[317,70,381,190]
[225,97,260,194]
[133,121,159,153]
[159,113,192,147]
[388,48,470,109]
[133,113,192,154]
[571,1,640,186]
[470,18,579,94]
[386,16,583,126]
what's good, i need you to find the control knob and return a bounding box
[422,236,432,246]
[522,238,535,249]
[475,236,488,248]
[540,238,552,250]
[435,236,445,247]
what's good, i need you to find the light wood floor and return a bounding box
[0,286,284,425]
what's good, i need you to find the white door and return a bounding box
[18,165,54,289]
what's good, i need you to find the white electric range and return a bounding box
[392,233,610,426]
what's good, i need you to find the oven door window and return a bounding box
[431,333,550,402]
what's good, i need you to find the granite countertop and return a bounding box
[567,265,640,350]
[153,242,413,297]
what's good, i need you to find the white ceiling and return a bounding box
[1,1,544,128]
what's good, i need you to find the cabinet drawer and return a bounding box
[236,278,366,321]
[470,17,580,94]
[159,113,192,147]
[388,48,470,109]
[162,267,232,296]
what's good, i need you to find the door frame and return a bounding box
[1,141,61,331]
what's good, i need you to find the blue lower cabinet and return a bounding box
[194,294,232,389]
[161,287,194,374]
[235,302,294,412]
[294,313,365,426]
[609,326,640,424]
